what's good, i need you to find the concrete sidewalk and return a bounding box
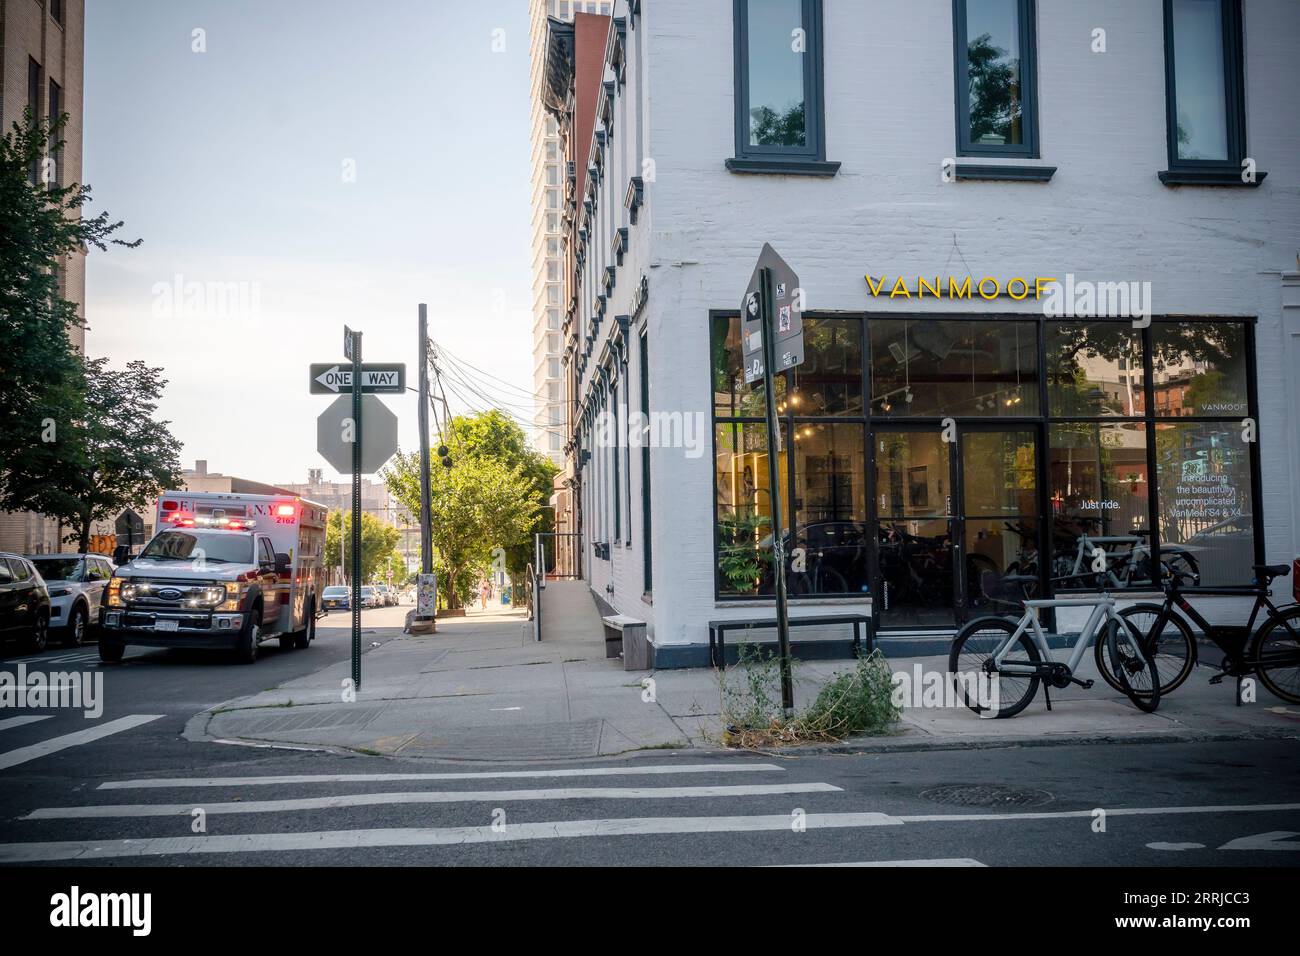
[188,602,1300,761]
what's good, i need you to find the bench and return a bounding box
[707,613,873,669]
[602,614,650,670]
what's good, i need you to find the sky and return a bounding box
[83,0,537,485]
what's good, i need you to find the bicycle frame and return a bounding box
[993,596,1126,676]
[1157,582,1300,666]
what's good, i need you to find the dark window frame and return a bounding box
[728,0,838,176]
[708,311,1264,602]
[952,0,1040,158]
[1161,0,1249,176]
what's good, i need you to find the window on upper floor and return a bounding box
[1161,0,1253,184]
[51,0,64,25]
[953,0,1039,157]
[728,0,837,175]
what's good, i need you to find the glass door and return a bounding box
[871,429,958,629]
[956,426,1043,619]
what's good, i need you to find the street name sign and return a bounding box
[316,394,399,475]
[310,363,406,394]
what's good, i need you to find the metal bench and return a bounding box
[602,614,650,670]
[707,613,873,669]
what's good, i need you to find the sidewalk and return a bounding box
[188,602,1300,761]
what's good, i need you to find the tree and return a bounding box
[0,110,140,517]
[383,411,552,610]
[325,511,400,584]
[36,358,184,553]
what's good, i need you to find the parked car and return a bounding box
[373,584,393,606]
[28,553,114,647]
[0,552,52,653]
[321,585,350,612]
[358,586,381,609]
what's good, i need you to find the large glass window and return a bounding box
[953,0,1039,156]
[1048,323,1145,418]
[870,319,1039,417]
[731,0,828,166]
[791,423,867,594]
[1149,321,1248,418]
[715,421,784,597]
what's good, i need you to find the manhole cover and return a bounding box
[920,784,1054,808]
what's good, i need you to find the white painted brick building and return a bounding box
[551,0,1300,666]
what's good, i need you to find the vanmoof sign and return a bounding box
[864,274,1060,300]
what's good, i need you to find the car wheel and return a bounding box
[64,603,88,648]
[99,636,125,663]
[235,612,261,664]
[294,602,315,649]
[23,612,49,654]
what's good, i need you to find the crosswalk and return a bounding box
[0,757,969,865]
[2,649,101,668]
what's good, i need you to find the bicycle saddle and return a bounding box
[1253,563,1290,580]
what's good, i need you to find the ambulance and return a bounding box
[101,492,329,664]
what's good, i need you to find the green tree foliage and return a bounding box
[42,359,184,552]
[0,111,181,541]
[383,411,554,609]
[325,510,400,584]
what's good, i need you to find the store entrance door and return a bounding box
[871,425,1043,631]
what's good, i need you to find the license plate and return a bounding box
[154,619,179,632]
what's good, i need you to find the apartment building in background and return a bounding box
[528,0,612,470]
[0,0,86,553]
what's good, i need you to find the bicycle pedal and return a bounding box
[1076,678,1095,690]
[1208,674,1226,685]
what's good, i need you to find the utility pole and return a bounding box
[413,304,436,631]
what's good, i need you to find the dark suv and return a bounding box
[0,552,52,653]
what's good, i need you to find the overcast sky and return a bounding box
[83,0,536,485]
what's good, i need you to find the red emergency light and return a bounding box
[275,504,296,517]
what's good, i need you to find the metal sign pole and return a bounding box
[758,266,794,712]
[349,328,363,691]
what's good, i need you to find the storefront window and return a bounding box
[787,317,863,417]
[1047,323,1145,417]
[712,314,785,419]
[1149,321,1249,418]
[1155,421,1253,587]
[869,319,1039,417]
[1048,423,1153,589]
[791,423,867,594]
[715,421,784,596]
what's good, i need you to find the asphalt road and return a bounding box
[1,610,1299,868]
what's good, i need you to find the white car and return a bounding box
[27,553,115,647]
[358,586,382,609]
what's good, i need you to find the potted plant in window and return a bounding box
[717,507,768,596]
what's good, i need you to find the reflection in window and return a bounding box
[1048,323,1145,417]
[791,423,867,594]
[1149,322,1248,418]
[744,0,809,148]
[1049,423,1152,589]
[870,319,1038,417]
[1156,421,1252,586]
[964,0,1024,146]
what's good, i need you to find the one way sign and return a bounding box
[310,363,406,395]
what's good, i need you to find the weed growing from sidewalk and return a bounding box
[717,643,900,748]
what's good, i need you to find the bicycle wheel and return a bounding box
[1104,617,1161,713]
[1096,603,1197,696]
[948,616,1041,718]
[1250,605,1300,704]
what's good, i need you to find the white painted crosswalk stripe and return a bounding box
[774,858,987,867]
[98,762,787,790]
[0,715,164,771]
[27,782,841,819]
[0,812,902,862]
[0,715,54,732]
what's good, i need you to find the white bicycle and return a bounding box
[948,595,1161,718]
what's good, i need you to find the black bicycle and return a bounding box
[1097,563,1300,704]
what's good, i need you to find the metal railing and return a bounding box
[534,531,583,582]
